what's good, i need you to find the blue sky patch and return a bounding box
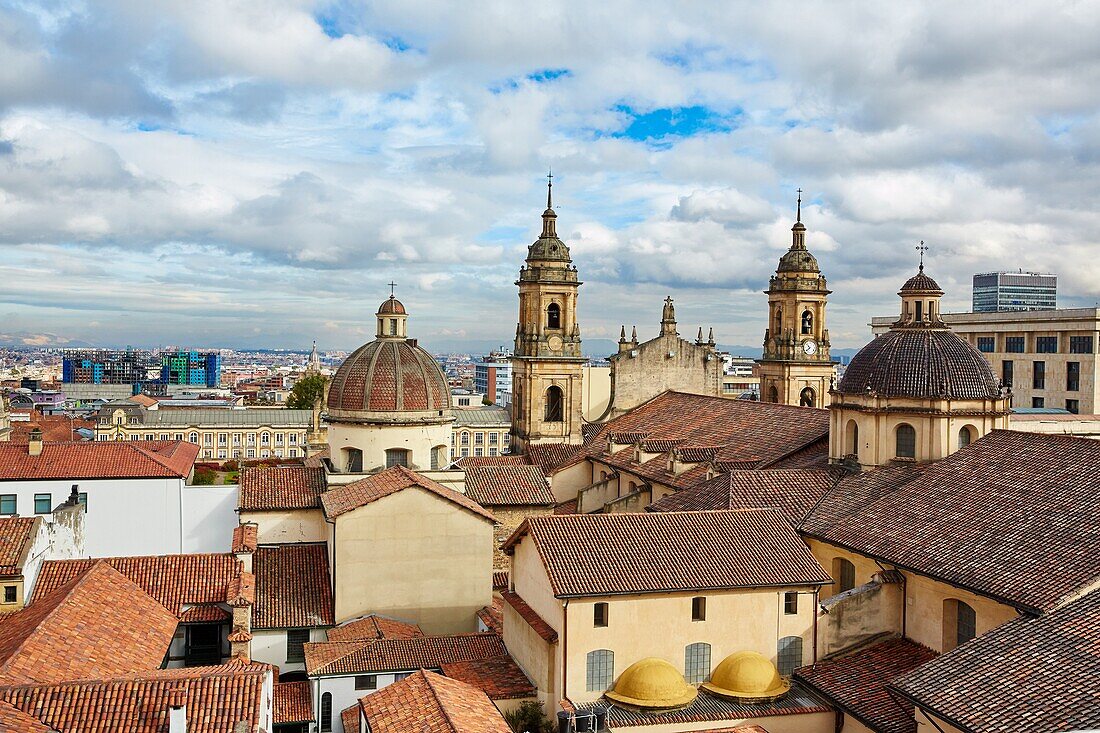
[611,105,740,141]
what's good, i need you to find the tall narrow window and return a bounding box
[1032,361,1046,389]
[774,309,782,334]
[845,420,859,457]
[1001,360,1013,388]
[320,692,332,732]
[593,602,608,627]
[895,424,916,459]
[547,303,561,329]
[833,558,856,593]
[691,596,706,621]
[1067,361,1080,391]
[286,629,309,663]
[586,650,614,692]
[943,599,977,652]
[777,636,803,676]
[684,642,712,684]
[768,386,779,404]
[915,301,923,321]
[545,386,564,422]
[784,591,798,615]
[801,310,813,335]
[389,318,397,335]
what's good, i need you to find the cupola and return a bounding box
[604,657,697,710]
[702,651,790,703]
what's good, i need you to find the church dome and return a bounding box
[777,246,820,273]
[604,657,697,710]
[377,295,407,315]
[836,329,1000,400]
[702,651,790,702]
[899,269,942,293]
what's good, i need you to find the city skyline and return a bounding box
[2,2,1099,350]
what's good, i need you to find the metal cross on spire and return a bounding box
[546,168,553,209]
[796,188,802,222]
[388,281,397,296]
[916,241,929,271]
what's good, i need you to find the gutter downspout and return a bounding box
[561,599,568,710]
[812,585,820,663]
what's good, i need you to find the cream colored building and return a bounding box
[872,306,1100,414]
[451,406,512,461]
[93,403,313,461]
[831,265,1010,467]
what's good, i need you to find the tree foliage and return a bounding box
[287,374,327,410]
[504,701,553,733]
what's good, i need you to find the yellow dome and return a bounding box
[702,651,790,703]
[604,657,698,710]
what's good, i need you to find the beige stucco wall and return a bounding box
[241,508,327,544]
[501,601,556,710]
[604,333,722,419]
[547,459,593,503]
[506,536,564,712]
[327,421,452,474]
[817,580,903,658]
[581,365,611,422]
[332,486,492,634]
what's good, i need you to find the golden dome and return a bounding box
[604,657,697,710]
[702,651,790,703]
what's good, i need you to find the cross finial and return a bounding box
[388,281,397,297]
[547,168,553,209]
[915,241,928,271]
[796,188,802,222]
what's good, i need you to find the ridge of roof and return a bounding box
[321,465,495,522]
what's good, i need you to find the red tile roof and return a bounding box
[0,518,38,576]
[305,632,509,678]
[238,465,326,511]
[525,443,585,475]
[358,669,512,733]
[892,588,1100,732]
[505,509,830,598]
[252,543,334,629]
[274,680,312,724]
[0,440,198,481]
[33,553,241,617]
[327,615,424,642]
[321,465,495,522]
[455,455,531,470]
[500,590,557,642]
[464,465,555,506]
[0,562,178,684]
[179,606,231,623]
[0,663,270,733]
[440,655,536,699]
[801,430,1100,613]
[231,523,258,553]
[476,599,503,635]
[648,468,842,523]
[553,499,578,515]
[794,637,938,733]
[341,703,361,733]
[8,415,94,444]
[0,701,53,733]
[491,570,509,591]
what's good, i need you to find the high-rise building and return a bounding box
[62,349,151,384]
[159,350,221,387]
[972,271,1057,312]
[473,350,512,405]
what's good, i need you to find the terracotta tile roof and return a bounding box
[274,680,312,724]
[0,518,38,576]
[358,669,512,733]
[500,590,557,642]
[8,415,94,444]
[794,637,938,733]
[555,391,829,476]
[33,553,241,617]
[464,465,555,506]
[305,632,507,677]
[128,393,159,407]
[0,562,178,684]
[225,570,255,607]
[179,606,231,623]
[439,655,536,699]
[303,446,329,468]
[491,570,509,590]
[892,588,1100,732]
[0,700,53,733]
[252,543,334,629]
[801,430,1100,613]
[553,499,577,515]
[525,443,584,475]
[0,440,198,481]
[341,703,360,733]
[648,468,842,524]
[505,509,830,598]
[476,598,503,635]
[231,523,258,553]
[327,614,424,642]
[0,663,270,733]
[455,455,531,470]
[760,437,831,469]
[238,465,325,511]
[321,465,495,522]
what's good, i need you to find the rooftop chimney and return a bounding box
[28,428,43,456]
[168,688,187,733]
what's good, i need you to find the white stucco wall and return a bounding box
[181,484,239,553]
[312,673,406,733]
[251,627,326,674]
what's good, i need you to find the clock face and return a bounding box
[802,339,818,356]
[548,335,563,352]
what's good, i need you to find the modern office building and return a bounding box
[473,350,512,405]
[159,350,221,387]
[972,271,1057,312]
[871,307,1099,414]
[61,349,151,384]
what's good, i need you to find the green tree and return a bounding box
[504,701,553,733]
[287,374,327,410]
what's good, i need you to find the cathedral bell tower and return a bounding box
[511,173,585,449]
[756,192,834,407]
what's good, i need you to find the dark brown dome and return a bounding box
[777,246,820,273]
[837,329,1000,400]
[326,339,450,423]
[900,269,942,293]
[377,296,407,315]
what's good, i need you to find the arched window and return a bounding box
[188,432,198,443]
[777,636,803,676]
[547,303,561,329]
[846,420,859,456]
[775,308,782,334]
[768,386,779,404]
[833,557,856,593]
[431,445,448,470]
[586,650,614,692]
[684,642,712,684]
[943,599,977,651]
[896,424,916,459]
[320,691,332,732]
[801,310,813,335]
[799,387,816,407]
[385,448,409,469]
[958,425,975,449]
[344,447,363,473]
[545,386,564,422]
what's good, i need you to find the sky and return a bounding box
[1,1,1099,353]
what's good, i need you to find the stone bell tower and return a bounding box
[757,192,834,407]
[511,173,586,449]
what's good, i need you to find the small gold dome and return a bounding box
[604,657,697,710]
[702,651,790,703]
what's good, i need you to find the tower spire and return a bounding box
[540,170,558,238]
[547,168,553,210]
[796,187,802,223]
